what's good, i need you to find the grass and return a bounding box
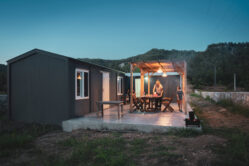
[166,128,202,137]
[59,137,134,166]
[208,128,249,166]
[190,93,201,98]
[217,99,249,117]
[0,132,33,150]
[0,123,60,158]
[191,102,249,166]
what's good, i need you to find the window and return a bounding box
[75,69,89,99]
[117,76,123,95]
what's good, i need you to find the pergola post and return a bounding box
[148,73,150,95]
[183,61,187,115]
[140,69,144,96]
[130,63,133,111]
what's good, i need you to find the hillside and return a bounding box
[189,42,249,90]
[80,49,198,73]
[81,42,249,90]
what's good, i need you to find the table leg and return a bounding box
[121,104,123,117]
[101,104,104,118]
[96,103,99,117]
[118,104,120,119]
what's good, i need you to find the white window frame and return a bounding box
[117,76,123,95]
[75,69,89,100]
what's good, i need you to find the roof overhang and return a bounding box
[131,60,186,74]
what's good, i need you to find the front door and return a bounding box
[135,78,141,97]
[102,72,110,109]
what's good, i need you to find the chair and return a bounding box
[161,97,174,112]
[132,95,143,111]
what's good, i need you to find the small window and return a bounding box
[117,76,123,95]
[75,69,89,99]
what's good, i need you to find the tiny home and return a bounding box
[7,49,125,124]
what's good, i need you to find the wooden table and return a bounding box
[96,101,124,119]
[140,96,162,112]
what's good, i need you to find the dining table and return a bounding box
[140,95,162,112]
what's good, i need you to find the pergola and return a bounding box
[129,60,188,114]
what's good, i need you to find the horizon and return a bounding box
[0,0,249,64]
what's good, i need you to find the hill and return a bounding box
[81,42,249,90]
[81,49,198,73]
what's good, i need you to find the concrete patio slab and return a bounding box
[62,103,201,133]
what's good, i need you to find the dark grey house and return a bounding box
[7,49,125,124]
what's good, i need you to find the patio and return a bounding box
[62,103,199,132]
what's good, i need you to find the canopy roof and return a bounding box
[131,60,186,74]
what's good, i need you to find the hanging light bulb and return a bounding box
[157,68,162,73]
[162,72,167,77]
[77,73,82,79]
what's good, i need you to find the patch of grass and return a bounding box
[0,132,33,150]
[112,131,123,137]
[190,93,201,98]
[130,138,147,154]
[150,145,181,164]
[60,137,134,166]
[166,128,202,137]
[210,129,249,166]
[58,137,78,147]
[217,99,249,117]
[205,95,215,103]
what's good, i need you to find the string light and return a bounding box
[162,72,167,77]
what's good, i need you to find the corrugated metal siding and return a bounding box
[90,66,102,113]
[10,53,69,124]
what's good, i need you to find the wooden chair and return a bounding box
[161,97,174,112]
[132,95,143,111]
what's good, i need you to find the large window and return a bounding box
[117,76,123,95]
[75,69,89,99]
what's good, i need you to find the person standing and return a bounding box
[176,86,184,112]
[153,80,163,110]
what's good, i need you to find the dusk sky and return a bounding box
[0,0,249,64]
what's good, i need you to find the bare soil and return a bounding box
[190,95,249,132]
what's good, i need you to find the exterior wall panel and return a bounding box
[10,53,69,124]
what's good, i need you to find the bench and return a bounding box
[96,101,124,119]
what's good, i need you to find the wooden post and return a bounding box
[183,61,187,115]
[140,69,144,96]
[234,73,236,91]
[214,66,216,86]
[148,73,150,95]
[130,63,133,111]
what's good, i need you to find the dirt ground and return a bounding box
[190,95,249,132]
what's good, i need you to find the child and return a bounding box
[176,86,184,112]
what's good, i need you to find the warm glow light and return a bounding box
[77,74,82,79]
[157,68,162,73]
[162,72,167,77]
[145,76,148,80]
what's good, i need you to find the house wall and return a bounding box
[68,59,126,116]
[9,53,70,124]
[8,49,126,125]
